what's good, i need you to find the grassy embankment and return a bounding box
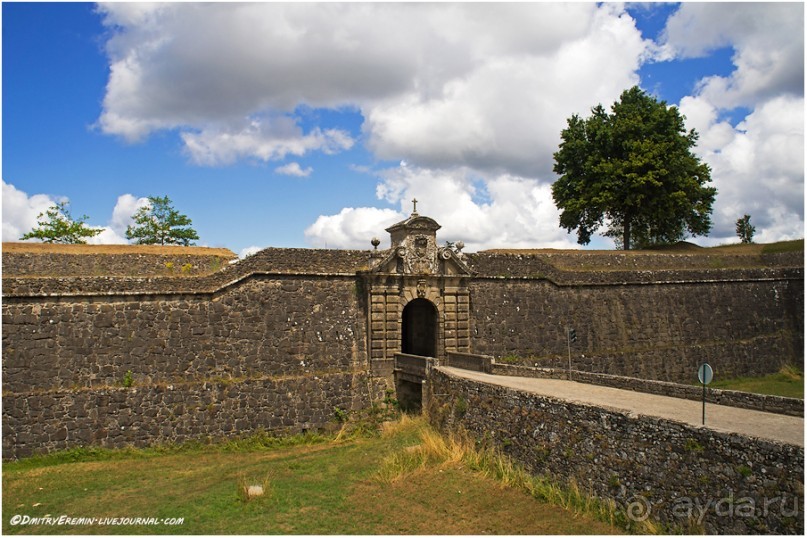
[708,364,804,399]
[2,414,658,535]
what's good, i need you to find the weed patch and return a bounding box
[121,370,134,388]
[236,472,272,503]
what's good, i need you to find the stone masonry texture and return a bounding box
[3,373,379,459]
[427,368,804,534]
[468,277,803,383]
[2,245,803,460]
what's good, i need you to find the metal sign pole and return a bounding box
[697,363,713,426]
[565,328,578,380]
[566,328,572,380]
[702,378,706,425]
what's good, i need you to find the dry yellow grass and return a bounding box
[374,420,656,533]
[2,242,236,258]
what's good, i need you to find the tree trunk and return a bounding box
[623,219,631,250]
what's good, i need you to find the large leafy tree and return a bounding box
[126,196,199,246]
[552,86,717,250]
[20,201,102,244]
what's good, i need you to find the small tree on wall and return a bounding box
[736,214,755,244]
[126,196,200,246]
[20,201,101,244]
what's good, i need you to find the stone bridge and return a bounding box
[402,352,803,534]
[393,351,495,411]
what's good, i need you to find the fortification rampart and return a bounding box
[1,247,370,296]
[472,249,803,273]
[3,276,367,393]
[3,372,375,459]
[468,275,803,382]
[428,367,804,534]
[2,241,803,459]
[1,243,237,277]
[2,256,383,458]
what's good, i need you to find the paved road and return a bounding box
[439,367,805,447]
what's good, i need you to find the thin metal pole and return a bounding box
[702,379,706,425]
[567,328,572,381]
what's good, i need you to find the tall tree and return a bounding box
[126,196,199,246]
[552,86,717,250]
[20,201,101,244]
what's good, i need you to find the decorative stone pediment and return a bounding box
[369,213,472,276]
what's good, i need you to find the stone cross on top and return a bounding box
[411,197,419,215]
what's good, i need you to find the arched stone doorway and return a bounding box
[401,298,437,357]
[363,210,473,376]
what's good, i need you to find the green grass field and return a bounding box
[3,416,626,535]
[709,364,804,399]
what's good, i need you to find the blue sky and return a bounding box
[3,2,803,256]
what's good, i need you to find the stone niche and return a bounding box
[362,211,474,377]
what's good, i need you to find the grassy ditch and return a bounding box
[3,415,627,535]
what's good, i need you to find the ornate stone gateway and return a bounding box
[362,207,473,377]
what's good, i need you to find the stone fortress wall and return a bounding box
[468,276,802,382]
[467,250,803,382]
[2,246,381,458]
[2,239,803,458]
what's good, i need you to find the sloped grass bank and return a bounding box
[3,416,622,535]
[708,364,804,399]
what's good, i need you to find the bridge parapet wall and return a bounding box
[393,353,437,381]
[428,367,803,534]
[489,363,804,417]
[445,351,493,373]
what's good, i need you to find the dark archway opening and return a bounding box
[395,378,423,412]
[401,298,437,357]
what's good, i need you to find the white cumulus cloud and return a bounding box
[181,116,353,166]
[661,3,803,109]
[239,245,264,259]
[2,181,59,242]
[376,164,577,251]
[364,3,648,178]
[307,164,579,251]
[274,162,313,178]
[1,182,151,245]
[97,2,648,179]
[304,207,404,250]
[98,193,151,243]
[664,3,804,245]
[681,95,804,244]
[94,2,803,249]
